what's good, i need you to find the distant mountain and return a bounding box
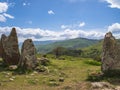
[36,38,99,54]
[19,40,56,48]
[33,40,56,45]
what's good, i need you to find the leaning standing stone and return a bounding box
[19,39,38,70]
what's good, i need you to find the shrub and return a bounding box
[84,59,101,66]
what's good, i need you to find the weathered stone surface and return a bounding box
[38,55,50,66]
[91,82,115,90]
[102,32,120,73]
[38,57,50,65]
[0,40,2,57]
[1,28,20,65]
[1,34,6,62]
[19,39,38,70]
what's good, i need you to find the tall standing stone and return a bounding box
[102,32,120,73]
[19,39,38,70]
[1,28,20,65]
[0,40,2,57]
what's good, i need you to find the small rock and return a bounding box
[91,82,115,90]
[9,78,14,81]
[30,73,35,76]
[38,57,50,66]
[33,71,38,74]
[48,81,59,86]
[59,77,64,82]
[6,72,10,76]
[9,65,18,70]
[35,66,46,72]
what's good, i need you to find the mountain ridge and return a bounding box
[36,38,100,54]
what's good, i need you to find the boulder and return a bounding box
[102,32,120,73]
[0,28,20,65]
[8,65,18,70]
[39,58,49,65]
[91,82,115,90]
[38,55,50,66]
[19,39,38,70]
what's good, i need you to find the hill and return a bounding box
[19,40,56,48]
[81,40,103,61]
[81,39,120,61]
[36,38,99,54]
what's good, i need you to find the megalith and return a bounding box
[102,32,120,74]
[19,39,38,70]
[1,28,20,65]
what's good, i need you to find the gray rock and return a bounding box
[9,65,18,70]
[38,57,50,66]
[0,28,20,65]
[102,32,120,73]
[19,39,38,70]
[59,77,64,82]
[91,82,115,90]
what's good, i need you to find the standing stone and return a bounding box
[1,28,20,65]
[102,32,120,73]
[0,40,2,57]
[19,39,38,70]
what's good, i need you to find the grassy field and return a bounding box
[0,55,101,90]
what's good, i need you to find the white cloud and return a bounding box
[61,25,68,29]
[0,2,14,22]
[61,22,85,29]
[79,22,85,27]
[108,23,120,38]
[23,2,30,6]
[0,2,8,13]
[104,0,120,9]
[66,0,86,3]
[48,10,55,15]
[9,2,16,7]
[1,23,120,42]
[108,23,120,33]
[3,13,14,19]
[0,26,105,42]
[0,14,6,22]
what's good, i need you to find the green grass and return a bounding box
[83,59,101,66]
[0,56,101,90]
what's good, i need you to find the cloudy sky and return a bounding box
[0,0,120,42]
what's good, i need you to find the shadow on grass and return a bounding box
[0,59,32,75]
[86,70,120,86]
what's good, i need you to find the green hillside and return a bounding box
[80,39,120,61]
[36,38,99,54]
[83,40,103,51]
[81,40,103,61]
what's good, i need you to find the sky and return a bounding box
[0,0,120,42]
